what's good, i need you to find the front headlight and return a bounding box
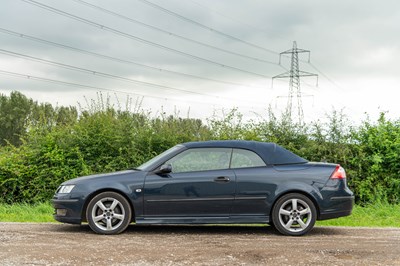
[58,185,75,194]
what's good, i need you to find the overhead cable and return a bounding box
[136,0,280,56]
[0,69,266,110]
[0,48,266,105]
[187,0,291,43]
[72,0,278,65]
[308,62,345,91]
[0,27,265,89]
[20,0,272,79]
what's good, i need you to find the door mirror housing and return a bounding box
[155,164,172,175]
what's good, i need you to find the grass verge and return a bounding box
[316,203,400,227]
[0,202,54,223]
[0,203,399,227]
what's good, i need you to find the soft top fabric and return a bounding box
[182,140,308,165]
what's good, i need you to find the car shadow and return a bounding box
[126,224,274,235]
[52,223,343,236]
[126,224,343,236]
[51,223,93,234]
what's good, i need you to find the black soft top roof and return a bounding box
[182,140,308,165]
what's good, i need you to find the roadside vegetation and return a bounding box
[317,203,400,227]
[1,202,399,227]
[0,91,400,226]
[0,202,53,223]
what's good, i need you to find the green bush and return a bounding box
[349,114,400,204]
[0,134,90,203]
[0,91,399,205]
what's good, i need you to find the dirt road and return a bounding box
[0,223,399,265]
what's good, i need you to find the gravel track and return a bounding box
[0,223,399,265]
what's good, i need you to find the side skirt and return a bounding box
[135,215,270,225]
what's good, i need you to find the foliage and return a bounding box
[0,202,54,223]
[0,136,90,203]
[316,203,400,227]
[0,91,399,204]
[0,92,211,203]
[0,91,34,146]
[349,114,400,204]
[0,91,78,146]
[1,202,400,228]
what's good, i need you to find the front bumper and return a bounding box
[52,196,84,224]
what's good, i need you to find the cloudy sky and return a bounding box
[0,0,399,122]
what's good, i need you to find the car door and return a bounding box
[143,148,236,217]
[230,148,275,216]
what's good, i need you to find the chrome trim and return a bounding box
[234,196,267,200]
[52,199,79,203]
[330,196,355,201]
[146,197,234,203]
[146,196,267,203]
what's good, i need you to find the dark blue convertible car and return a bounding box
[53,140,354,236]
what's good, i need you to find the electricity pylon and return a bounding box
[273,41,318,124]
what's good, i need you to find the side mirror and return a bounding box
[155,164,172,175]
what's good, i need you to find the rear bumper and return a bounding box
[318,195,355,220]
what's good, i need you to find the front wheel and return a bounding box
[272,193,316,236]
[86,192,132,234]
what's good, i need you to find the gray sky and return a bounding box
[1,0,399,122]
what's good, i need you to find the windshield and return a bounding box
[137,145,184,171]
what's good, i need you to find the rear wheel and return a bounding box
[272,193,316,236]
[86,192,132,234]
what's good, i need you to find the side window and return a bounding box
[166,148,232,173]
[231,149,266,168]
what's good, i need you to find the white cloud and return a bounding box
[0,0,399,122]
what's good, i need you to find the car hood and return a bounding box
[62,169,142,185]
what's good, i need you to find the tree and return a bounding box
[0,91,34,146]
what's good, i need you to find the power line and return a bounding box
[308,62,344,91]
[0,69,266,111]
[183,1,314,69]
[71,0,278,65]
[0,69,151,98]
[21,0,272,79]
[182,1,314,69]
[0,48,266,105]
[187,0,291,43]
[0,27,265,89]
[136,0,280,56]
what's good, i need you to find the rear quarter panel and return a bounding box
[232,163,337,218]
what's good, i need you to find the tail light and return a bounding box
[330,165,346,179]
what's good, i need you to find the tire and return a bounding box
[86,191,132,235]
[272,193,316,236]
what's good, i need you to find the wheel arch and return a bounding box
[269,189,321,220]
[81,188,136,223]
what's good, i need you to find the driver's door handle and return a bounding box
[214,176,230,183]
